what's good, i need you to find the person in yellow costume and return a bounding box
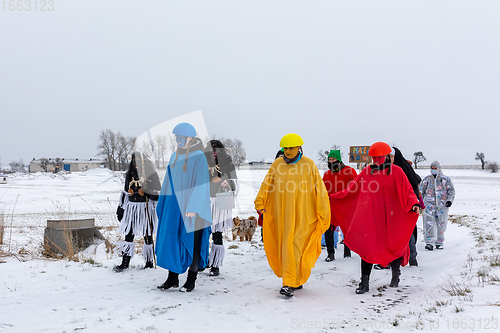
[255,133,331,297]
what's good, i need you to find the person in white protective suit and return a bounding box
[420,161,455,250]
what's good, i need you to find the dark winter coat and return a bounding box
[393,147,421,197]
[205,145,238,198]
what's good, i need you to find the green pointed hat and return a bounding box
[328,150,341,162]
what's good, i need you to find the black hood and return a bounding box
[393,147,421,195]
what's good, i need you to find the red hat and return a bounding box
[368,142,392,157]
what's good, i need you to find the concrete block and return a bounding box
[44,218,104,256]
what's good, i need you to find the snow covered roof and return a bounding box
[31,158,106,163]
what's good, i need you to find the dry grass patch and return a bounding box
[486,254,500,267]
[435,300,450,307]
[488,274,500,282]
[449,214,470,227]
[441,275,473,300]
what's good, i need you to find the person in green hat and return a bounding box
[322,149,357,261]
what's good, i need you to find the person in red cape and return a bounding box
[329,142,420,294]
[322,149,357,261]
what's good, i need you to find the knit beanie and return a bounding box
[328,150,342,162]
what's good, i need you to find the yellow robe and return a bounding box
[254,156,331,288]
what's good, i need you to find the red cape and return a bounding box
[322,165,357,227]
[330,165,418,267]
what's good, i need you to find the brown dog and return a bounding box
[232,216,258,241]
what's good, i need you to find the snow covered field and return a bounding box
[1,167,500,332]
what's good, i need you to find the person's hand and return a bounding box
[138,188,145,196]
[411,205,420,214]
[221,180,229,187]
[212,176,221,184]
[127,189,134,196]
[185,212,196,217]
[446,201,452,208]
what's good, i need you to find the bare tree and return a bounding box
[115,133,127,171]
[140,141,153,160]
[8,160,18,171]
[317,150,329,164]
[167,134,178,157]
[137,135,165,168]
[9,159,25,172]
[154,135,168,168]
[475,152,486,169]
[318,145,341,164]
[39,158,49,172]
[124,137,135,169]
[53,158,63,172]
[115,133,135,171]
[222,138,247,169]
[97,129,118,170]
[413,151,426,169]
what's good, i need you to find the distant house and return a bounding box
[29,158,108,173]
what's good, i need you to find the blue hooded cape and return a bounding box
[156,149,212,274]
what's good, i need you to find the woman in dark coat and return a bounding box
[205,140,238,276]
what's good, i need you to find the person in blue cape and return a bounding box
[155,122,212,292]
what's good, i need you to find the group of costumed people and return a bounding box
[114,122,238,292]
[114,123,454,297]
[255,136,422,297]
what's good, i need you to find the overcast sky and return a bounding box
[1,0,499,167]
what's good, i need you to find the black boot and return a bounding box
[279,286,294,297]
[355,275,370,294]
[344,245,351,258]
[389,267,400,287]
[180,270,197,292]
[144,261,154,269]
[157,271,179,290]
[209,267,220,276]
[113,255,131,272]
[325,251,335,262]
